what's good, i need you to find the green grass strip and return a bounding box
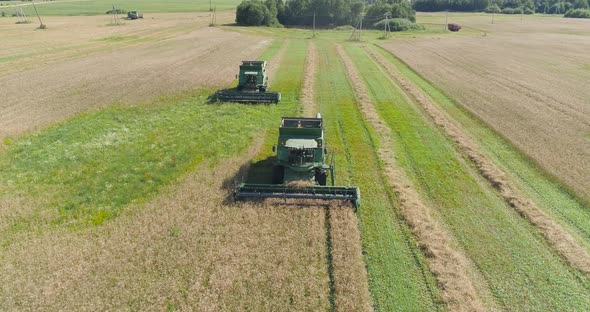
[345,43,590,310]
[315,40,442,312]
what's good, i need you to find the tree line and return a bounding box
[414,0,589,14]
[235,0,589,28]
[236,0,417,27]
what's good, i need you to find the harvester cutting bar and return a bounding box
[235,183,361,209]
[215,90,281,103]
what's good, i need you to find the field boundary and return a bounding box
[337,44,485,311]
[366,46,590,276]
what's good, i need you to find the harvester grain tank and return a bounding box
[235,114,360,208]
[214,61,281,103]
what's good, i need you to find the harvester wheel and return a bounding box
[315,169,328,186]
[272,165,284,184]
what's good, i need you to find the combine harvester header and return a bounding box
[235,114,360,208]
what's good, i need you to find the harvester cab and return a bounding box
[238,61,267,92]
[235,114,360,209]
[214,61,281,103]
[272,117,333,186]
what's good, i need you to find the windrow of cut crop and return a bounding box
[300,42,318,117]
[366,47,590,276]
[344,43,590,310]
[315,41,442,311]
[337,44,485,312]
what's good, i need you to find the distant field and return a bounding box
[0,0,240,16]
[384,12,590,201]
[0,12,261,139]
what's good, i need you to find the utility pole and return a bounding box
[209,4,217,26]
[16,8,30,24]
[445,10,448,31]
[359,13,363,41]
[111,4,120,25]
[349,12,364,41]
[383,13,390,38]
[312,11,316,38]
[32,2,45,29]
[492,11,494,24]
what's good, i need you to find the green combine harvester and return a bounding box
[235,114,360,208]
[215,61,281,103]
[127,11,143,19]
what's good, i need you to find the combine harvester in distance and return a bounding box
[235,114,360,208]
[127,11,143,19]
[214,61,281,104]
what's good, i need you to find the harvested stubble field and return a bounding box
[0,12,265,138]
[2,10,590,312]
[383,13,590,202]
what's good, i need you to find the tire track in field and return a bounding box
[337,44,485,312]
[300,41,373,312]
[366,47,590,276]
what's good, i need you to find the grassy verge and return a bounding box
[370,45,590,251]
[345,43,590,310]
[316,40,442,311]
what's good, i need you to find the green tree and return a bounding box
[236,1,270,26]
[264,0,281,25]
[486,3,502,12]
[350,2,364,25]
[574,0,589,9]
